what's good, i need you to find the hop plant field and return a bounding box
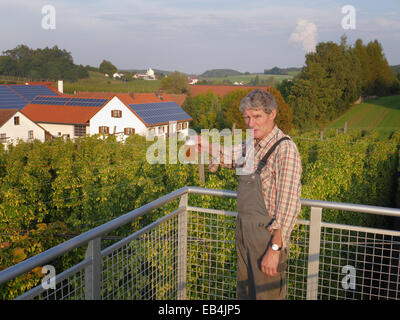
[0,128,399,299]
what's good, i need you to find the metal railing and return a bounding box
[0,186,399,300]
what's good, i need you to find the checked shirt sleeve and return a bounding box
[270,141,302,249]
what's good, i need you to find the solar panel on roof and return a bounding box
[129,102,191,125]
[31,96,71,105]
[66,98,107,107]
[9,85,58,101]
[0,86,29,109]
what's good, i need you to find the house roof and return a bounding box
[0,109,19,127]
[69,92,168,104]
[163,94,187,106]
[128,102,192,127]
[0,84,59,110]
[189,85,271,98]
[22,104,101,125]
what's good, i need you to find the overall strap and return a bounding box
[255,137,291,175]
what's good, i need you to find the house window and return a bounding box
[0,133,6,143]
[111,110,122,118]
[159,126,165,133]
[14,116,20,125]
[28,130,34,140]
[74,125,86,137]
[99,126,109,134]
[182,122,187,129]
[124,128,135,135]
[177,123,182,130]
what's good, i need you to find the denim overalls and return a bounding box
[236,137,289,300]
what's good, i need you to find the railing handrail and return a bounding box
[0,186,189,285]
[1,185,400,286]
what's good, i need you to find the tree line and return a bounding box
[278,36,400,130]
[0,45,89,82]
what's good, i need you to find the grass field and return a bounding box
[63,71,161,94]
[327,95,400,137]
[200,73,294,85]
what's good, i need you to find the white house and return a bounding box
[133,68,156,80]
[113,73,124,79]
[89,96,147,138]
[89,97,192,141]
[0,109,50,147]
[21,95,192,142]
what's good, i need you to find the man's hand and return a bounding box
[261,228,282,276]
[261,248,280,277]
[195,135,210,154]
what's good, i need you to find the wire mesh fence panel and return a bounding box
[101,215,179,300]
[186,211,237,300]
[318,224,400,300]
[286,222,310,300]
[38,268,85,300]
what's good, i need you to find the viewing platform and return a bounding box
[0,186,399,300]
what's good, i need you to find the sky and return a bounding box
[0,0,399,75]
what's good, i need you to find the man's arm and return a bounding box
[261,142,302,276]
[196,135,237,172]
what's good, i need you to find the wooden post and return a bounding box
[343,122,348,134]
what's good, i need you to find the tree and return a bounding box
[160,71,190,94]
[0,44,89,81]
[222,87,294,133]
[99,60,117,77]
[222,89,251,130]
[183,91,223,131]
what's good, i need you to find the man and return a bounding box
[197,90,302,299]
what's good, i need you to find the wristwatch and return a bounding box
[271,243,282,251]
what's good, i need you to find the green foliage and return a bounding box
[288,37,395,131]
[1,128,399,299]
[99,60,117,77]
[183,91,224,131]
[0,44,89,81]
[200,69,242,78]
[160,71,190,94]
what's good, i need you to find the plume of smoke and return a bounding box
[289,19,317,53]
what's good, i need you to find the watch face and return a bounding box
[272,244,280,251]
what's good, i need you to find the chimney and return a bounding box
[58,80,64,94]
[156,89,163,100]
[129,92,135,99]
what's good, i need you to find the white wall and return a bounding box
[89,97,191,141]
[38,123,78,138]
[89,97,148,139]
[0,111,47,146]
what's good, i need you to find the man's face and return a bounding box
[243,108,276,140]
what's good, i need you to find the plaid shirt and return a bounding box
[208,125,302,248]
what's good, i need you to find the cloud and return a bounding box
[289,19,317,53]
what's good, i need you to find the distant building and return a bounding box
[21,95,192,141]
[133,68,156,80]
[113,73,124,79]
[0,109,50,147]
[189,77,199,85]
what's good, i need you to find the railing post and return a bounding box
[85,237,102,300]
[177,193,188,300]
[306,206,322,300]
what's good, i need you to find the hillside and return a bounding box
[264,66,301,75]
[326,95,400,137]
[391,65,400,76]
[200,69,242,78]
[63,71,161,94]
